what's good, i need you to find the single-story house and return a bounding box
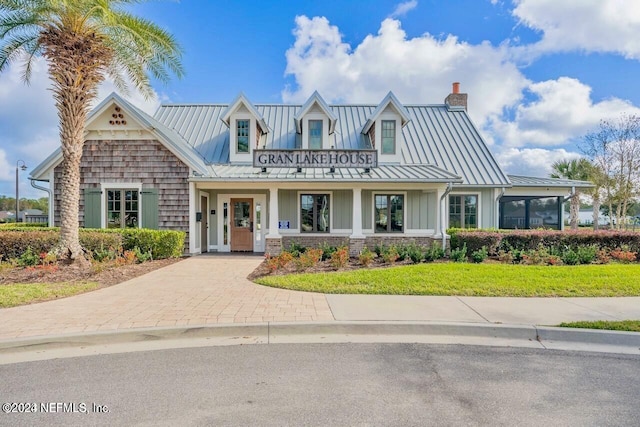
[29,83,592,255]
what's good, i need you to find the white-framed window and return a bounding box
[300,193,330,233]
[381,120,396,154]
[308,119,323,149]
[106,189,139,229]
[236,119,250,153]
[449,194,478,229]
[374,194,404,233]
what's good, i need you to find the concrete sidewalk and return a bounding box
[1,254,640,342]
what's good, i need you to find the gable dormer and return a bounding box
[221,93,268,163]
[294,91,338,150]
[362,92,411,164]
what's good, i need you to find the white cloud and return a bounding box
[512,0,640,59]
[390,0,418,18]
[283,16,528,127]
[492,77,640,147]
[496,147,583,178]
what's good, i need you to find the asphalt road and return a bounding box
[0,343,638,426]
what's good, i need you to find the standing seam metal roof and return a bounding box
[153,103,510,186]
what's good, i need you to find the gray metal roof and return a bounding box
[205,164,462,182]
[507,175,594,188]
[154,102,509,186]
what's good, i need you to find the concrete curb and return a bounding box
[1,321,639,357]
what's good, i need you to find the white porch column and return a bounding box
[351,187,364,238]
[188,181,197,254]
[267,187,280,237]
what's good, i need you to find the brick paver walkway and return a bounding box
[0,255,334,340]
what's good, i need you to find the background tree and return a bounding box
[581,113,640,229]
[550,158,592,230]
[0,0,183,262]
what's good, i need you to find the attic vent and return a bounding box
[109,106,127,126]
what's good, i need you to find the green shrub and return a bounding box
[80,231,123,256]
[119,229,185,259]
[319,242,337,261]
[288,241,306,257]
[449,243,467,262]
[374,244,387,257]
[395,244,408,261]
[561,248,580,265]
[133,247,153,263]
[17,247,40,267]
[406,243,424,264]
[0,230,59,260]
[424,243,445,262]
[470,246,488,263]
[92,244,119,262]
[576,245,598,265]
[452,231,502,256]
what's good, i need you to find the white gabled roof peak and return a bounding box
[220,92,268,131]
[294,91,338,134]
[361,91,411,134]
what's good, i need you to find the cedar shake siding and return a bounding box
[53,139,190,245]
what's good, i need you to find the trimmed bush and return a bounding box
[0,228,184,261]
[471,246,489,263]
[453,231,502,256]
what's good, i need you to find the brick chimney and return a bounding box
[444,82,467,111]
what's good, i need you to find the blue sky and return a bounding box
[2,0,640,198]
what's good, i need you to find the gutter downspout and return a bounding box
[439,182,453,249]
[495,187,506,228]
[29,178,52,225]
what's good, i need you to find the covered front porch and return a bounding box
[187,178,457,256]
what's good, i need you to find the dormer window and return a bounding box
[221,93,268,163]
[361,92,411,164]
[236,119,250,153]
[381,120,396,154]
[309,120,323,149]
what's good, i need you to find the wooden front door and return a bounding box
[231,198,253,251]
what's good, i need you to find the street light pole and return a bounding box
[15,160,27,223]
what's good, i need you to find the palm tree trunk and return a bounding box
[592,191,600,230]
[57,93,88,260]
[570,192,580,230]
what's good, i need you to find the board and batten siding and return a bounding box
[333,190,352,229]
[406,190,434,230]
[278,189,298,230]
[53,139,190,245]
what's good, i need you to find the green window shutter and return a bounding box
[141,189,159,229]
[84,188,102,229]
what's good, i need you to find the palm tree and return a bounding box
[0,0,183,262]
[550,158,592,230]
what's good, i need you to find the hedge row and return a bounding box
[450,229,640,259]
[0,228,185,261]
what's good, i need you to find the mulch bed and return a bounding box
[0,258,183,287]
[247,257,415,280]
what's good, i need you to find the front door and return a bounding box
[231,198,253,251]
[200,195,208,253]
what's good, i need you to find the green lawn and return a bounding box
[0,282,99,308]
[558,320,640,332]
[255,263,640,297]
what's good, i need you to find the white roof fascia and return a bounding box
[507,175,594,188]
[29,147,62,180]
[220,92,269,131]
[30,92,209,178]
[362,91,411,134]
[294,91,338,134]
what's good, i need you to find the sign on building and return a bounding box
[254,149,377,169]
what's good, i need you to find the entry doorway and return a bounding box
[230,198,253,251]
[200,194,208,253]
